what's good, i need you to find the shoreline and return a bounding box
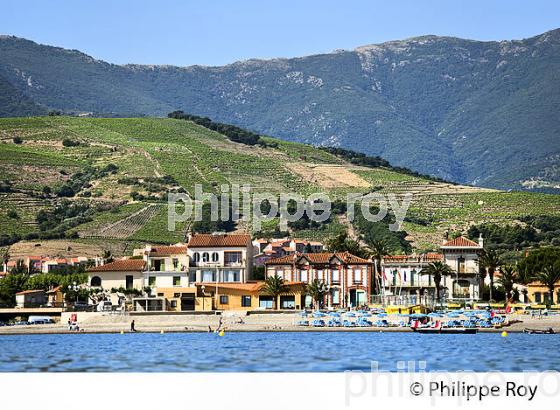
[1,312,558,336]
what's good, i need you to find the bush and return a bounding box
[6,210,19,219]
[62,138,80,147]
[12,137,23,144]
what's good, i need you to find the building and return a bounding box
[87,259,146,290]
[526,281,560,305]
[187,233,253,283]
[252,238,325,266]
[265,252,373,308]
[15,289,47,308]
[440,236,484,301]
[380,253,443,304]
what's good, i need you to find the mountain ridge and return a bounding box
[0,29,559,192]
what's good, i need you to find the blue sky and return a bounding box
[2,0,559,66]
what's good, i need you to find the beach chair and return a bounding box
[342,319,355,327]
[297,320,309,326]
[312,319,325,327]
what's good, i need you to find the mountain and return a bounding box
[1,117,559,253]
[0,31,559,191]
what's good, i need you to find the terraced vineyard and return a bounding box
[1,116,559,252]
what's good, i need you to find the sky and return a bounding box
[1,0,559,67]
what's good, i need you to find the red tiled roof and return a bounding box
[148,245,187,256]
[88,259,145,272]
[16,289,45,295]
[266,252,371,265]
[442,237,481,248]
[425,253,444,260]
[188,234,251,248]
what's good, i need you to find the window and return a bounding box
[90,276,101,287]
[410,269,416,286]
[193,252,200,262]
[170,300,177,308]
[148,276,156,286]
[212,252,219,262]
[174,293,180,298]
[220,295,229,304]
[173,258,179,269]
[259,296,273,309]
[225,251,242,264]
[332,269,340,283]
[392,270,397,286]
[300,270,308,282]
[332,289,340,304]
[317,269,323,280]
[276,270,284,280]
[354,269,361,284]
[535,292,541,303]
[202,270,215,282]
[458,257,466,274]
[241,295,252,307]
[202,252,209,262]
[173,276,181,286]
[225,270,240,282]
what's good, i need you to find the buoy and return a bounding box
[501,331,508,337]
[120,330,124,335]
[160,330,164,334]
[218,330,225,337]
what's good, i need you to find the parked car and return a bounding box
[14,320,29,325]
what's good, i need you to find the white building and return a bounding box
[440,236,484,301]
[187,233,253,283]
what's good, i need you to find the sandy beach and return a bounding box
[1,312,559,335]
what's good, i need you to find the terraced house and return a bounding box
[265,252,373,309]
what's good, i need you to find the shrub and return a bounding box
[7,210,19,219]
[12,137,23,144]
[62,138,80,147]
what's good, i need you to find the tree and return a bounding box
[497,265,516,301]
[535,264,560,307]
[325,231,368,259]
[260,275,287,310]
[0,272,29,307]
[102,249,114,263]
[305,279,328,309]
[420,261,454,304]
[369,239,389,295]
[479,249,502,302]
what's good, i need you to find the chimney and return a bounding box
[478,234,484,248]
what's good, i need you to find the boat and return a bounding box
[523,328,555,334]
[412,327,478,334]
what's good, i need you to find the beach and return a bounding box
[1,311,559,335]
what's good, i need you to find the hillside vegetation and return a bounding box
[0,30,559,191]
[1,117,559,255]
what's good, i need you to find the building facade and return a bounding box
[440,236,484,301]
[265,252,373,308]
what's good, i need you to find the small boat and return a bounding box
[523,328,555,334]
[412,327,478,334]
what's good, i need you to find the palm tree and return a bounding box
[497,265,516,301]
[260,274,288,310]
[305,279,328,309]
[479,249,502,302]
[535,264,560,307]
[369,240,389,296]
[420,261,454,305]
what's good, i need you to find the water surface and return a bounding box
[0,332,558,372]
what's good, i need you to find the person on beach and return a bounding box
[130,320,136,332]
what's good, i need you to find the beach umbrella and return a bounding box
[428,312,443,318]
[377,313,388,317]
[328,312,341,317]
[345,312,356,317]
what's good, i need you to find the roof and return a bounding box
[441,236,481,248]
[46,286,62,294]
[88,259,145,272]
[266,252,371,265]
[188,234,251,248]
[148,245,187,256]
[16,289,45,295]
[384,253,443,263]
